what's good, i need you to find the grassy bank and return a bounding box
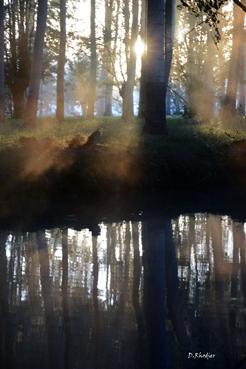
[0,116,246,198]
[1,115,246,149]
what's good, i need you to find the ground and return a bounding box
[0,116,246,211]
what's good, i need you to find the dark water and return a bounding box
[1,214,246,369]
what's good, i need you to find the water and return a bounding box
[1,213,246,369]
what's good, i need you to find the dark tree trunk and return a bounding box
[0,0,5,123]
[12,86,25,119]
[56,0,66,124]
[122,0,139,121]
[0,233,8,369]
[37,231,61,369]
[87,0,97,118]
[142,219,167,369]
[24,0,48,126]
[5,0,35,119]
[103,0,113,116]
[143,0,167,135]
[164,0,175,86]
[164,0,175,115]
[62,230,70,369]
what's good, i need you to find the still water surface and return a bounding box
[1,214,246,369]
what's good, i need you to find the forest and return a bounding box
[0,0,245,201]
[1,1,246,369]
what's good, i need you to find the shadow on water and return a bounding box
[1,214,246,369]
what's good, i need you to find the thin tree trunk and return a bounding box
[122,0,139,121]
[0,233,8,369]
[87,0,97,118]
[0,0,5,123]
[24,0,48,126]
[62,229,70,369]
[143,0,167,135]
[56,0,66,124]
[103,0,113,116]
[238,16,246,115]
[139,0,147,118]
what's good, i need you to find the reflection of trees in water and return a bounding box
[1,216,246,369]
[0,233,9,369]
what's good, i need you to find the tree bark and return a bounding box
[222,4,244,120]
[5,0,35,119]
[164,0,175,87]
[87,0,97,118]
[56,0,66,124]
[122,0,139,121]
[143,0,167,135]
[24,0,48,126]
[103,0,113,116]
[139,0,147,118]
[0,0,5,123]
[238,17,246,115]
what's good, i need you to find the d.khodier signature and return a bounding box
[188,352,216,360]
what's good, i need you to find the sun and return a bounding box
[134,36,146,57]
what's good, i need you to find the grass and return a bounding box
[1,115,246,150]
[0,115,245,194]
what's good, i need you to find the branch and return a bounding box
[233,0,246,12]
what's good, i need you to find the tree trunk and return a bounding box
[12,83,27,119]
[222,4,244,121]
[87,0,97,118]
[56,0,66,124]
[143,0,167,135]
[0,0,5,123]
[122,0,139,121]
[164,0,175,87]
[164,0,175,116]
[238,18,246,115]
[103,0,113,116]
[138,0,147,118]
[142,219,167,369]
[24,0,48,126]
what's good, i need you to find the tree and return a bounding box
[0,0,4,123]
[87,0,97,118]
[103,0,113,116]
[222,3,245,121]
[164,0,175,88]
[142,0,167,135]
[122,0,139,121]
[5,0,36,119]
[238,16,246,115]
[24,0,48,126]
[56,0,66,124]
